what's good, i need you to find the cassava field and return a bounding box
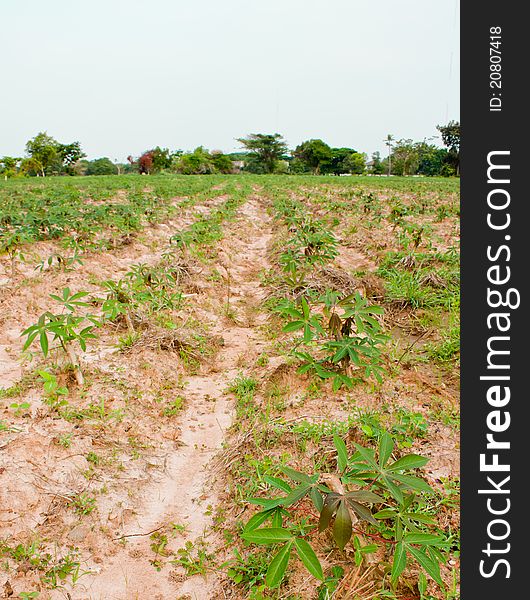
[0,175,460,600]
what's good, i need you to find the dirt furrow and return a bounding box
[77,196,272,600]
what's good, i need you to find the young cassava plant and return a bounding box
[21,288,100,385]
[237,433,447,592]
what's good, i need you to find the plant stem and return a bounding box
[65,343,84,386]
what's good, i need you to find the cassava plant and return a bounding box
[21,288,100,385]
[278,291,388,389]
[238,433,447,592]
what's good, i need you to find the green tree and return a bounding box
[151,147,173,172]
[0,156,21,178]
[436,120,460,175]
[174,147,215,174]
[25,132,85,176]
[85,157,118,176]
[25,132,60,176]
[370,151,384,175]
[416,144,448,176]
[293,139,332,174]
[384,134,394,175]
[390,139,419,176]
[211,151,234,174]
[58,142,85,171]
[343,152,366,175]
[324,148,357,175]
[236,133,288,173]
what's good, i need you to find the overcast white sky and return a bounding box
[0,0,459,162]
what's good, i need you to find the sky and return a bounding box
[0,0,459,162]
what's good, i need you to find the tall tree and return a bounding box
[25,132,60,176]
[390,139,420,176]
[371,151,384,175]
[236,133,288,174]
[25,132,85,175]
[293,139,332,174]
[384,134,394,176]
[343,152,366,175]
[0,156,21,178]
[436,120,460,175]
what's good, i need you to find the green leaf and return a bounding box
[346,490,383,503]
[318,493,341,532]
[283,321,304,333]
[333,500,352,551]
[281,466,312,484]
[281,484,310,507]
[418,571,428,595]
[266,541,292,588]
[293,538,323,581]
[382,475,404,505]
[347,499,378,526]
[378,432,394,467]
[272,509,283,528]
[301,297,310,319]
[403,533,445,546]
[408,546,443,586]
[241,528,293,545]
[333,436,348,472]
[387,454,429,472]
[243,510,275,533]
[265,476,292,494]
[390,473,434,494]
[310,486,324,512]
[391,542,407,584]
[39,331,49,357]
[353,444,379,469]
[38,370,54,382]
[374,508,397,519]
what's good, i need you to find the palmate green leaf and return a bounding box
[403,511,435,524]
[266,540,293,588]
[391,542,407,584]
[332,373,354,391]
[408,546,443,586]
[301,297,310,320]
[333,436,348,473]
[241,527,293,545]
[38,370,54,382]
[378,432,394,467]
[387,454,429,472]
[293,538,323,581]
[333,500,352,551]
[272,509,284,528]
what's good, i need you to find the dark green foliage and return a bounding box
[237,133,288,174]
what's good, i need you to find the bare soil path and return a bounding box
[75,195,272,600]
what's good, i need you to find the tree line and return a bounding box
[0,122,459,178]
